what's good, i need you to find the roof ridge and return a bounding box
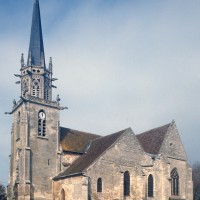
[91,127,130,142]
[60,126,101,137]
[137,122,171,136]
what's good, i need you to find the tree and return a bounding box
[0,183,6,200]
[193,162,200,200]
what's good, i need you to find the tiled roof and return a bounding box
[136,123,171,154]
[60,127,100,153]
[54,128,128,180]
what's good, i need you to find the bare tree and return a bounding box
[193,162,200,200]
[0,183,6,200]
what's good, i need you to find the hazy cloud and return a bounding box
[1,0,200,184]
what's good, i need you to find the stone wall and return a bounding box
[86,130,149,200]
[53,176,88,200]
[8,101,61,200]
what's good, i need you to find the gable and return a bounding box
[54,128,127,179]
[159,121,187,160]
[136,123,171,154]
[106,127,147,165]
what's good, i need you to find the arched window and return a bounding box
[124,171,130,196]
[148,174,154,197]
[97,178,102,192]
[32,81,40,98]
[32,85,36,96]
[38,110,46,137]
[171,168,179,196]
[60,189,65,200]
[36,86,40,97]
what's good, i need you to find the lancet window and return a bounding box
[148,174,154,197]
[97,178,102,192]
[38,110,46,137]
[32,79,40,98]
[61,189,65,200]
[124,171,130,196]
[171,168,179,196]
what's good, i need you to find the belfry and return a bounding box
[7,0,62,199]
[7,1,193,200]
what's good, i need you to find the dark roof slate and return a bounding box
[60,127,100,153]
[136,123,171,154]
[54,128,128,179]
[28,0,45,67]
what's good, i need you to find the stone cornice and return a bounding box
[10,95,67,114]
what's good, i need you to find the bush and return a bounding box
[0,183,7,200]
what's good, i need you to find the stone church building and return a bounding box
[7,0,193,199]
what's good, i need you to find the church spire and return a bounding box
[27,0,45,67]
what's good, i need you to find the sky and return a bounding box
[1,0,200,185]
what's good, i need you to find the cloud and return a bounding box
[1,0,200,184]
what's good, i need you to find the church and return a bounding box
[7,0,193,200]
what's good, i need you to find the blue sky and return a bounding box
[1,0,200,185]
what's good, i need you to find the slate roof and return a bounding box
[54,128,128,180]
[136,123,171,154]
[55,123,172,180]
[60,127,100,153]
[28,0,45,67]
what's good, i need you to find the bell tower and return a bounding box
[20,0,53,101]
[7,1,65,199]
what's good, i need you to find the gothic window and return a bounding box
[124,171,130,196]
[148,174,154,197]
[16,111,20,140]
[60,189,65,200]
[97,178,102,192]
[32,85,36,96]
[32,80,40,98]
[36,86,40,97]
[171,168,179,196]
[38,110,46,137]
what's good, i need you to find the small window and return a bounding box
[97,178,102,192]
[124,171,130,196]
[171,168,179,196]
[61,189,65,200]
[148,174,154,197]
[36,86,40,97]
[32,81,40,98]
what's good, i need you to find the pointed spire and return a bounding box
[27,0,45,67]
